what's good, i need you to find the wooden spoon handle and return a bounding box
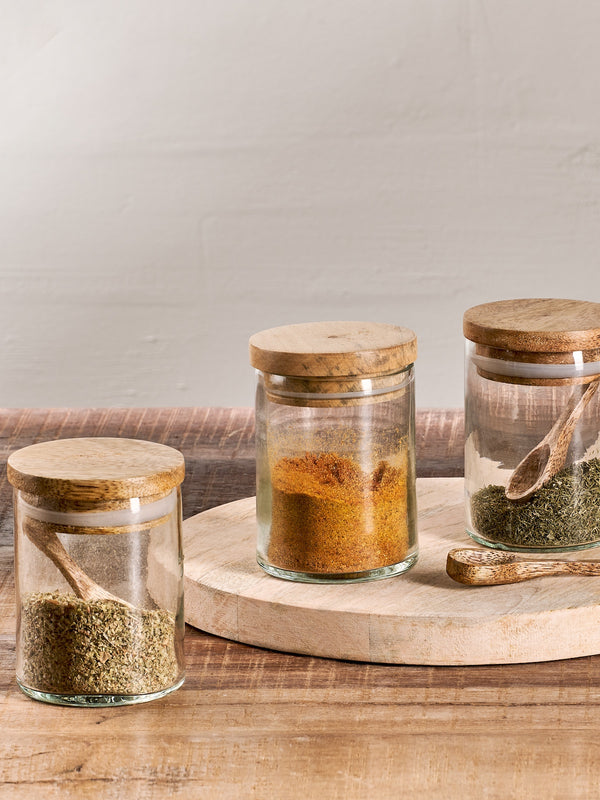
[545,560,600,577]
[23,517,133,607]
[547,379,600,470]
[446,548,600,585]
[24,517,94,598]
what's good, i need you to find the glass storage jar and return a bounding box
[249,321,418,583]
[464,298,600,552]
[8,437,186,706]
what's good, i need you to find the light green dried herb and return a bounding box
[20,592,181,696]
[471,457,600,548]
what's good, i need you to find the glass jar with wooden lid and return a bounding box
[8,437,185,706]
[464,298,600,552]
[249,321,418,583]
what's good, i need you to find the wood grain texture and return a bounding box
[447,547,600,585]
[0,407,463,547]
[464,298,600,353]
[0,407,258,547]
[249,321,417,376]
[12,408,600,797]
[7,437,184,506]
[22,517,138,607]
[504,378,600,500]
[182,481,600,665]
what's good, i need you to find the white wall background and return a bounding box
[2,1,600,408]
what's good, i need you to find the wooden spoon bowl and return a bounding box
[505,378,600,501]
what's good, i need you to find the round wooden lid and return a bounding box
[463,299,600,353]
[7,438,185,505]
[249,321,417,377]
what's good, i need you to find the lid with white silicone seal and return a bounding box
[463,299,600,385]
[7,437,185,533]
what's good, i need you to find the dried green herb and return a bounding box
[471,457,600,549]
[20,592,181,696]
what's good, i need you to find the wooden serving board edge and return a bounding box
[181,479,600,666]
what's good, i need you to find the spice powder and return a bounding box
[268,451,409,573]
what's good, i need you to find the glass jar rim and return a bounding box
[259,364,414,406]
[18,488,177,534]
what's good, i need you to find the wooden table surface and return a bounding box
[1,408,599,798]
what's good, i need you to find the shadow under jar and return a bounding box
[249,321,418,583]
[8,437,186,707]
[464,298,600,552]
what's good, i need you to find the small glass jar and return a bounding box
[8,437,186,706]
[464,298,600,552]
[249,321,418,583]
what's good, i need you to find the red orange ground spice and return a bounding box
[268,451,409,574]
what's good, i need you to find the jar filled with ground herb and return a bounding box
[464,299,600,552]
[8,437,186,706]
[249,321,418,582]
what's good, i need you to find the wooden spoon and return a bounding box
[446,547,600,586]
[505,378,600,501]
[24,517,135,609]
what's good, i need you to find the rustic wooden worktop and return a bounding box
[1,408,598,798]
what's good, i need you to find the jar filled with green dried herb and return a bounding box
[8,437,186,706]
[249,321,418,582]
[464,299,600,552]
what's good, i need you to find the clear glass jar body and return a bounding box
[255,366,418,582]
[465,339,600,551]
[14,488,185,706]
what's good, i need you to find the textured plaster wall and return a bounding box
[2,1,600,407]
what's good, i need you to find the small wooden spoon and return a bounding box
[24,517,135,609]
[446,547,600,586]
[505,378,600,501]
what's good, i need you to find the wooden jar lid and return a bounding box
[7,438,185,511]
[463,299,600,354]
[464,299,600,385]
[249,321,417,378]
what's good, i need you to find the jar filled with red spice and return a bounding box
[249,321,418,583]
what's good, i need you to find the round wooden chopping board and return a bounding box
[182,478,600,665]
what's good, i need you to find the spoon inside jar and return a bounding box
[446,547,600,586]
[504,378,600,502]
[24,517,135,609]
